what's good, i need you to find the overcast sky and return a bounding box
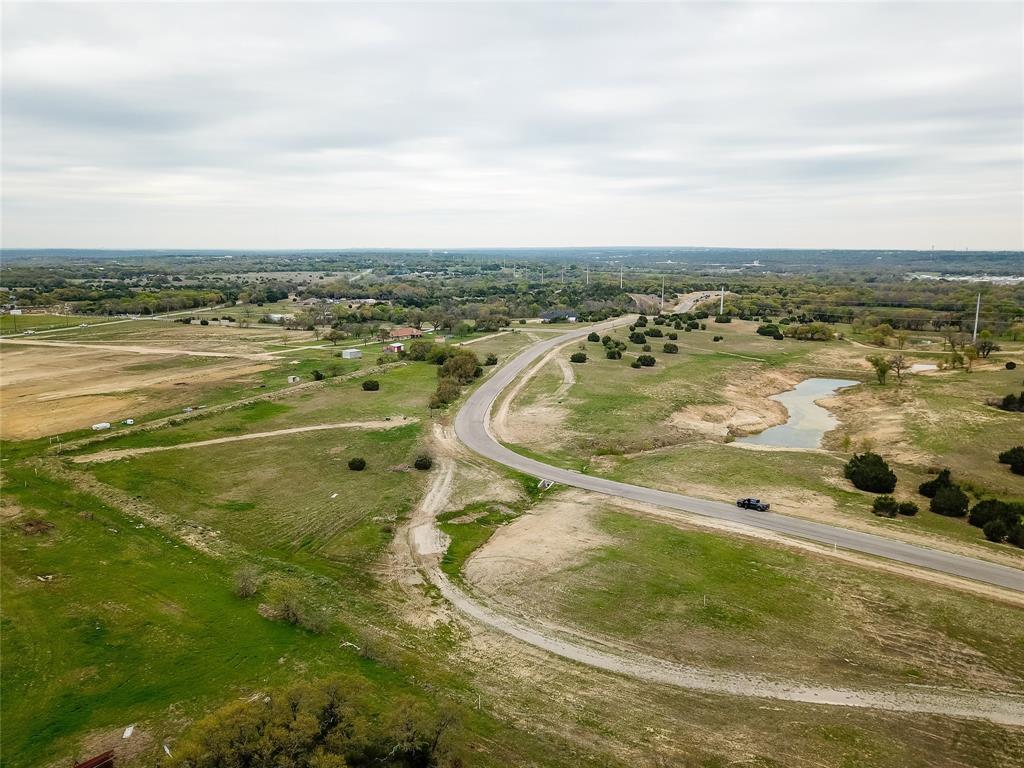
[2,2,1021,250]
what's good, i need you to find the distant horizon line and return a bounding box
[3,245,1022,254]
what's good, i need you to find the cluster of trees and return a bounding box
[425,347,482,409]
[866,353,911,385]
[783,322,832,341]
[918,469,970,517]
[968,499,1024,545]
[166,676,465,768]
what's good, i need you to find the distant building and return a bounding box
[384,342,405,354]
[387,326,423,341]
[539,310,578,323]
[340,348,362,359]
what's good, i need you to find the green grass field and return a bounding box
[1,313,110,334]
[474,506,1024,691]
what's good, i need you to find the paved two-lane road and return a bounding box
[454,320,1024,593]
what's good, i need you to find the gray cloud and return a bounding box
[1,1,1021,249]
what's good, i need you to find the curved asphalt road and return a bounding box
[454,321,1024,593]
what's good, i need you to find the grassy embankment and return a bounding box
[503,319,1023,551]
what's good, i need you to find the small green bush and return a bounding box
[871,495,899,518]
[362,379,380,391]
[930,485,969,517]
[897,501,919,516]
[348,457,366,471]
[484,353,498,366]
[637,354,656,367]
[606,349,622,360]
[569,352,587,363]
[413,455,433,471]
[662,342,679,354]
[587,332,601,342]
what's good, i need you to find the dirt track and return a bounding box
[71,419,417,463]
[405,425,1024,725]
[0,338,275,360]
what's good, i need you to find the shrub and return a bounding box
[714,315,732,323]
[361,379,379,391]
[200,319,210,326]
[348,457,366,471]
[432,377,461,406]
[996,392,1024,412]
[637,354,656,367]
[662,342,679,354]
[871,495,899,518]
[414,455,433,471]
[635,315,648,327]
[233,566,262,598]
[646,327,663,338]
[969,499,1009,528]
[606,349,622,360]
[930,485,969,517]
[918,468,952,498]
[629,332,647,345]
[897,501,919,516]
[587,332,601,342]
[983,519,1009,543]
[700,323,707,330]
[843,452,897,493]
[998,446,1024,466]
[642,343,652,352]
[485,353,498,366]
[601,335,612,345]
[569,351,587,363]
[630,360,641,368]
[439,348,480,384]
[668,332,678,340]
[1006,361,1017,370]
[712,335,723,342]
[756,324,780,337]
[311,370,324,381]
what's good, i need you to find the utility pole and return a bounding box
[720,287,725,315]
[586,266,590,286]
[561,265,565,284]
[972,292,981,343]
[620,265,623,289]
[660,275,665,312]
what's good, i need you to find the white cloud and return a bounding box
[1,1,1021,249]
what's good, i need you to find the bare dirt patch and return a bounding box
[465,490,613,594]
[667,368,800,440]
[1,345,273,439]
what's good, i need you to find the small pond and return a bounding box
[735,378,859,450]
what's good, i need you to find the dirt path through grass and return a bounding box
[71,419,418,463]
[1,338,275,360]
[405,426,1024,725]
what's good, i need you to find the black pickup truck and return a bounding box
[736,498,770,512]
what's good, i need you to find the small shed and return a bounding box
[287,375,301,384]
[341,348,362,359]
[384,342,404,354]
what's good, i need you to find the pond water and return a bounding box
[735,378,859,450]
